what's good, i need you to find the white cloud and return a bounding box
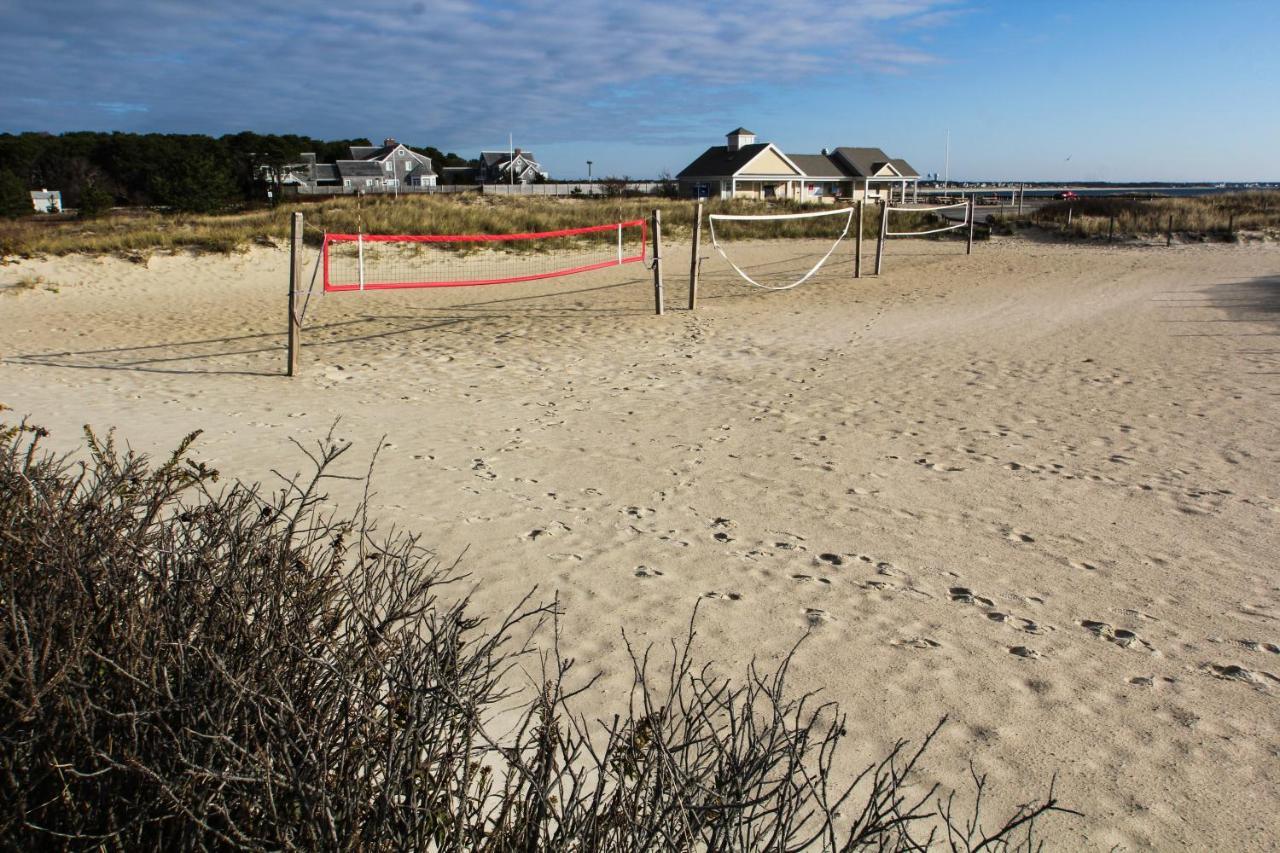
[0,0,957,147]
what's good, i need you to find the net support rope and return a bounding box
[708,206,855,291]
[884,202,970,237]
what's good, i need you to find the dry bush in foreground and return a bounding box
[0,421,1076,850]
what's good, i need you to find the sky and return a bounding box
[2,0,1278,182]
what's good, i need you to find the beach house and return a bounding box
[286,139,437,195]
[677,128,919,203]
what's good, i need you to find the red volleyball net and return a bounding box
[322,220,648,292]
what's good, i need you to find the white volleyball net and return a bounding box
[708,207,856,291]
[883,201,970,237]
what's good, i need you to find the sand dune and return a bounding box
[2,236,1277,850]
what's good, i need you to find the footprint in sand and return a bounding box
[703,591,742,601]
[1204,663,1280,686]
[1004,530,1036,544]
[818,553,844,567]
[1081,620,1154,651]
[791,574,832,585]
[1068,560,1099,571]
[804,608,832,627]
[625,506,655,520]
[1239,640,1280,654]
[713,531,734,543]
[949,587,995,608]
[1008,646,1042,659]
[895,637,942,650]
[634,566,665,579]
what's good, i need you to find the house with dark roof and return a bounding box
[677,129,919,203]
[285,138,437,195]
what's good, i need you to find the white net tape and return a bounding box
[884,202,970,237]
[708,206,855,291]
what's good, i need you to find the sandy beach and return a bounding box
[2,235,1277,850]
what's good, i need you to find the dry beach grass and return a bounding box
[1,232,1277,849]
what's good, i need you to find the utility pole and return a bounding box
[587,160,593,195]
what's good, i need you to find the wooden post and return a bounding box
[287,211,302,377]
[652,208,664,315]
[688,201,702,310]
[1166,214,1173,247]
[1107,214,1115,243]
[874,199,889,275]
[1017,183,1024,215]
[1066,206,1074,227]
[855,198,864,278]
[966,198,975,255]
[1227,212,1235,237]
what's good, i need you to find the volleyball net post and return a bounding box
[287,211,302,377]
[854,199,864,279]
[874,199,888,276]
[688,200,703,309]
[967,197,975,255]
[652,208,664,316]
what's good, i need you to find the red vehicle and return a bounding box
[1056,190,1081,201]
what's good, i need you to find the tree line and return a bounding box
[0,131,473,217]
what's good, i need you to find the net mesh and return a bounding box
[708,207,855,291]
[323,220,647,292]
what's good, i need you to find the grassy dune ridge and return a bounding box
[0,195,950,260]
[1019,191,1280,239]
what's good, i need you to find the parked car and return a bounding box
[1056,191,1081,201]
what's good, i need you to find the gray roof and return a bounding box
[337,160,385,178]
[832,147,895,177]
[889,158,919,178]
[313,164,339,181]
[787,154,852,179]
[349,145,380,160]
[676,143,775,179]
[727,127,755,136]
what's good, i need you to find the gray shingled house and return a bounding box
[286,138,437,195]
[676,128,919,203]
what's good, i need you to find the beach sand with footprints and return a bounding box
[2,236,1278,849]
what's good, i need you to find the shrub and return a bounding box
[0,421,1077,849]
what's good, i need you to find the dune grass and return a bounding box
[0,195,940,261]
[1020,191,1280,240]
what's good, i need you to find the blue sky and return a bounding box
[2,0,1277,181]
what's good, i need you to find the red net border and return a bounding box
[322,219,648,292]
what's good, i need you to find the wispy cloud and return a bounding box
[0,0,957,148]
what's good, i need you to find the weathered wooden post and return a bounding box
[966,197,975,254]
[1166,214,1174,247]
[1227,212,1235,238]
[1067,206,1074,228]
[652,208,664,315]
[1017,183,1024,215]
[874,198,889,275]
[855,198,864,278]
[1108,214,1115,243]
[287,211,302,377]
[688,200,702,310]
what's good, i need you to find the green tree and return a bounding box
[78,183,114,218]
[0,170,32,219]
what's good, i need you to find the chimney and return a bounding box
[383,137,397,147]
[821,147,828,156]
[514,148,523,156]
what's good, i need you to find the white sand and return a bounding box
[2,236,1277,849]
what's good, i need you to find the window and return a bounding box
[365,179,373,187]
[384,161,393,171]
[386,179,398,187]
[405,161,413,171]
[343,179,351,187]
